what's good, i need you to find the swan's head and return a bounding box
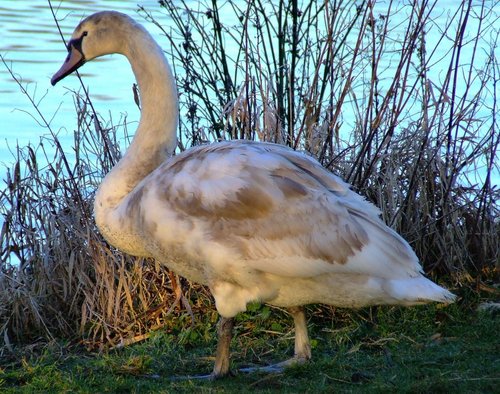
[51,11,136,86]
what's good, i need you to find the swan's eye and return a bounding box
[66,33,87,57]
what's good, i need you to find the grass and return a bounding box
[0,297,498,393]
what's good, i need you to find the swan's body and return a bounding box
[52,11,455,378]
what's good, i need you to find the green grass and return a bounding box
[0,296,498,393]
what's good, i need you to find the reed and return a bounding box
[0,0,498,350]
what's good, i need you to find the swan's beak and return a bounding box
[51,42,86,86]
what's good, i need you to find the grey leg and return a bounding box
[171,315,234,380]
[289,306,312,362]
[212,316,234,378]
[239,306,311,374]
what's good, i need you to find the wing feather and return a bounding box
[153,141,422,280]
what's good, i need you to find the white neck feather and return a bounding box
[94,23,178,213]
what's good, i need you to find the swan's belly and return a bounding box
[210,272,434,318]
[265,274,383,308]
[206,271,395,318]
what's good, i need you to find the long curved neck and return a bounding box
[95,24,178,211]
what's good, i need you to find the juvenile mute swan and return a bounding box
[51,11,455,378]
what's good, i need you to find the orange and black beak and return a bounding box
[51,37,86,86]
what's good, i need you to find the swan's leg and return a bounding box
[212,316,235,378]
[172,316,234,380]
[290,306,312,362]
[239,306,311,374]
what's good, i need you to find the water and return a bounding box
[1,0,498,183]
[0,0,165,171]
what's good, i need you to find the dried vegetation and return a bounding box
[0,0,498,353]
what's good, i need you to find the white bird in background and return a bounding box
[51,11,456,379]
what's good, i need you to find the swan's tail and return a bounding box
[386,276,456,305]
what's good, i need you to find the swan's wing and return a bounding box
[154,141,422,280]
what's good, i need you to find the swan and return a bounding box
[51,11,456,378]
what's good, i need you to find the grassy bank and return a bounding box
[0,298,498,392]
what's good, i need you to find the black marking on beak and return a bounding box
[51,32,88,86]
